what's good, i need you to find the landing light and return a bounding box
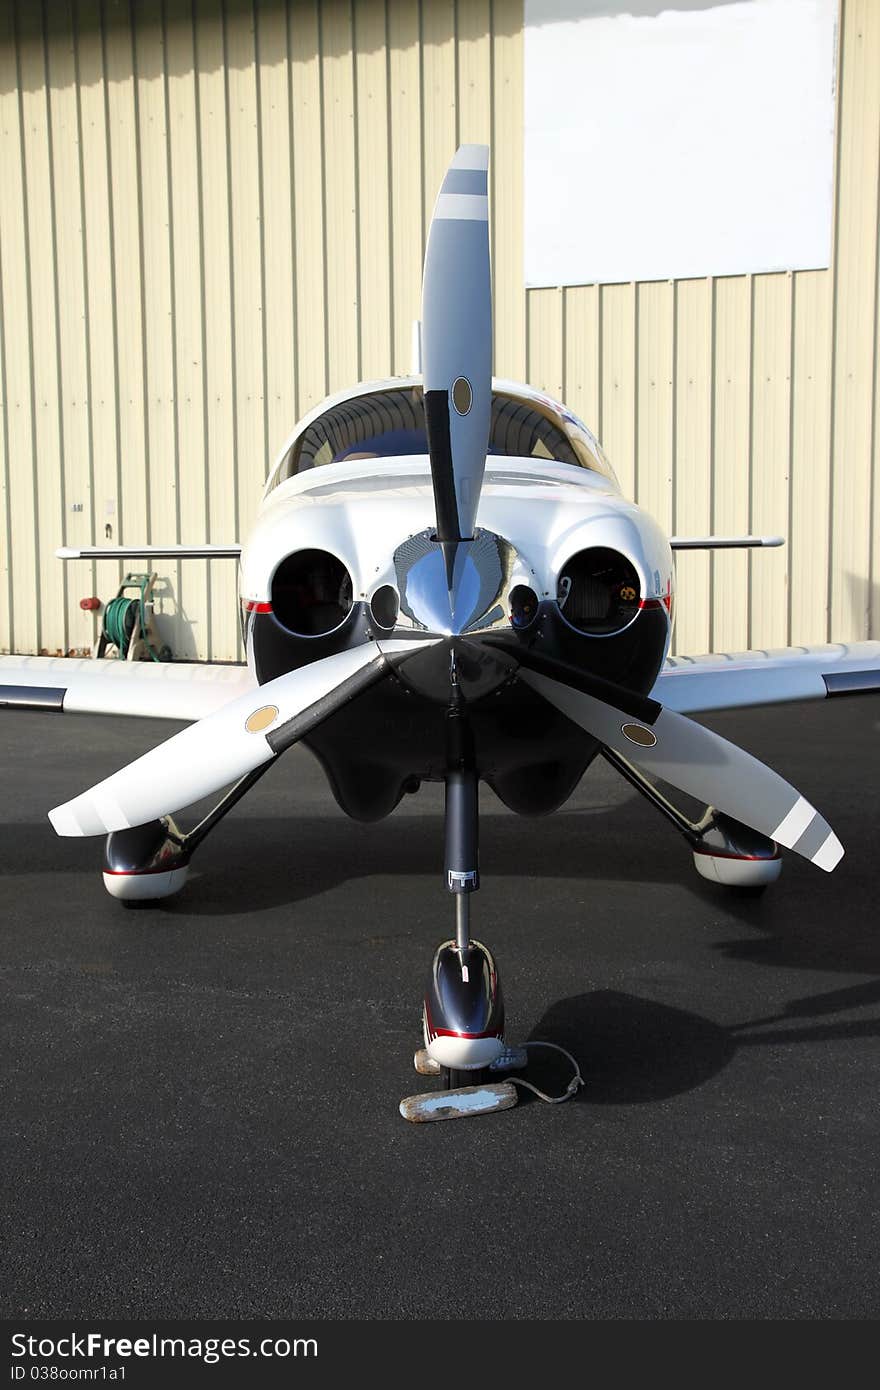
[509,584,539,629]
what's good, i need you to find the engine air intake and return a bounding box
[557,546,640,635]
[271,549,353,637]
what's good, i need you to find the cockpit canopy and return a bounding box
[264,379,618,494]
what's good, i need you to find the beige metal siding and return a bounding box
[0,0,878,662]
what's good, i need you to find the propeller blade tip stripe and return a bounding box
[48,803,85,837]
[441,168,487,197]
[49,789,130,838]
[93,788,133,833]
[450,144,489,170]
[771,796,814,845]
[790,811,834,863]
[433,192,488,222]
[812,831,844,872]
[773,800,843,871]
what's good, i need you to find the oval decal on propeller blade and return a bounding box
[451,376,473,416]
[622,722,657,748]
[245,704,280,733]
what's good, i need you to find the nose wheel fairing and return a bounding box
[423,941,506,1071]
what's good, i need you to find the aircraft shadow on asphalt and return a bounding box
[521,984,880,1106]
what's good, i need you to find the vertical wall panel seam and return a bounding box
[254,0,271,479]
[316,0,330,398]
[258,1,274,478]
[664,279,672,544]
[826,0,846,643]
[865,0,880,638]
[350,0,363,383]
[418,0,424,252]
[220,0,240,547]
[488,0,496,340]
[867,35,878,636]
[99,2,124,570]
[0,100,12,650]
[382,0,395,375]
[746,272,755,649]
[285,0,301,422]
[42,0,70,648]
[160,0,182,646]
[596,283,604,441]
[786,272,797,646]
[870,68,880,637]
[631,280,639,504]
[416,0,425,252]
[191,0,213,655]
[129,0,152,547]
[560,287,568,400]
[452,0,459,148]
[14,0,42,649]
[560,286,567,421]
[708,275,717,653]
[73,0,100,633]
[452,0,460,147]
[220,0,243,662]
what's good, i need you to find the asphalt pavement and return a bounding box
[2,695,879,1319]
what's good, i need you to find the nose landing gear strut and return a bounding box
[400,661,520,1122]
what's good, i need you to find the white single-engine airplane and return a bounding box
[3,146,879,1115]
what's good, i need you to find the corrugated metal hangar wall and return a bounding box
[0,0,878,663]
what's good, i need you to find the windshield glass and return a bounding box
[271,385,601,486]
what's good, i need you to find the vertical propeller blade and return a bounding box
[421,144,492,544]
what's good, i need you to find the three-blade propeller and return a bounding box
[49,142,843,876]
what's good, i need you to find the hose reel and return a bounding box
[93,573,173,663]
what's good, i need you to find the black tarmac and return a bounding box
[2,696,879,1320]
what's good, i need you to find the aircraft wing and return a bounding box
[3,642,879,724]
[0,655,256,722]
[654,642,880,714]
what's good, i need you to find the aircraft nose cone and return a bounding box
[399,545,455,635]
[381,528,523,704]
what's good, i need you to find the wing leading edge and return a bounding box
[4,642,879,723]
[654,641,880,714]
[0,655,256,722]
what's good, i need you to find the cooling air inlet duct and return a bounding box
[557,546,641,635]
[271,549,354,637]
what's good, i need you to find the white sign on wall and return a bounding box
[524,0,837,287]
